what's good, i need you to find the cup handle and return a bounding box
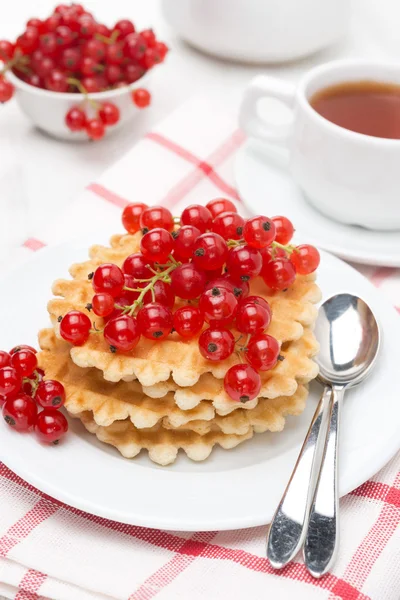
[239,75,296,146]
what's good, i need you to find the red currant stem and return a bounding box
[90,327,103,334]
[0,54,30,77]
[67,78,101,109]
[124,263,178,316]
[22,369,41,395]
[227,238,244,248]
[94,32,115,45]
[168,253,180,266]
[151,287,155,302]
[272,241,296,255]
[123,286,148,292]
[148,266,160,276]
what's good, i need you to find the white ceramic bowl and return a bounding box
[162,0,350,64]
[7,69,152,141]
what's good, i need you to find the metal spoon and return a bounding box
[267,293,380,575]
[304,293,380,577]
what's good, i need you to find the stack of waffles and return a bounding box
[37,231,321,466]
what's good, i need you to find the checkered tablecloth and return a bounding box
[0,95,399,600]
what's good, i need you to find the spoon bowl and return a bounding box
[315,293,380,388]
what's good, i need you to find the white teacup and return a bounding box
[239,60,400,231]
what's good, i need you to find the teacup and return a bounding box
[239,59,400,230]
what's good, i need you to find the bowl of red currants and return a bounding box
[0,3,168,141]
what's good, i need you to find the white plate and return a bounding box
[235,140,400,267]
[0,236,399,531]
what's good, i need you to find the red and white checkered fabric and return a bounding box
[1,95,399,600]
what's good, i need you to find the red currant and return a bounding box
[243,216,276,249]
[199,328,235,361]
[155,41,168,60]
[43,14,62,33]
[81,56,100,76]
[143,280,175,309]
[236,302,271,335]
[0,40,14,62]
[105,64,122,84]
[45,69,68,92]
[137,303,173,340]
[140,205,174,232]
[240,295,271,313]
[261,258,296,290]
[246,333,280,371]
[0,367,22,398]
[181,204,212,233]
[36,380,65,409]
[10,349,37,377]
[272,216,294,245]
[173,306,204,338]
[212,211,245,240]
[10,344,37,355]
[16,27,39,54]
[59,310,91,345]
[226,245,262,282]
[122,203,148,234]
[26,18,45,32]
[224,364,261,403]
[192,233,228,271]
[140,228,174,263]
[170,263,206,300]
[35,410,68,444]
[124,33,147,61]
[96,23,110,37]
[106,42,125,65]
[78,15,97,39]
[124,64,144,83]
[113,19,135,38]
[39,32,58,56]
[34,55,56,78]
[92,264,124,297]
[122,252,153,279]
[290,245,320,275]
[206,198,237,218]
[0,351,10,369]
[59,46,81,70]
[99,102,120,126]
[83,38,106,60]
[86,119,105,140]
[143,47,161,69]
[54,25,74,48]
[141,29,156,47]
[65,107,86,131]
[0,78,14,103]
[92,293,115,317]
[104,315,140,351]
[3,394,37,431]
[173,225,200,260]
[132,88,151,108]
[199,287,238,326]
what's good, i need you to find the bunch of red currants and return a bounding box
[59,199,320,404]
[0,3,167,138]
[0,345,68,443]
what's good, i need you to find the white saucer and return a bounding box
[0,236,399,531]
[235,140,400,267]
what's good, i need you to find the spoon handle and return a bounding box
[304,386,343,578]
[266,385,332,568]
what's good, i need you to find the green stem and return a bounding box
[126,263,177,316]
[272,241,296,255]
[67,78,101,110]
